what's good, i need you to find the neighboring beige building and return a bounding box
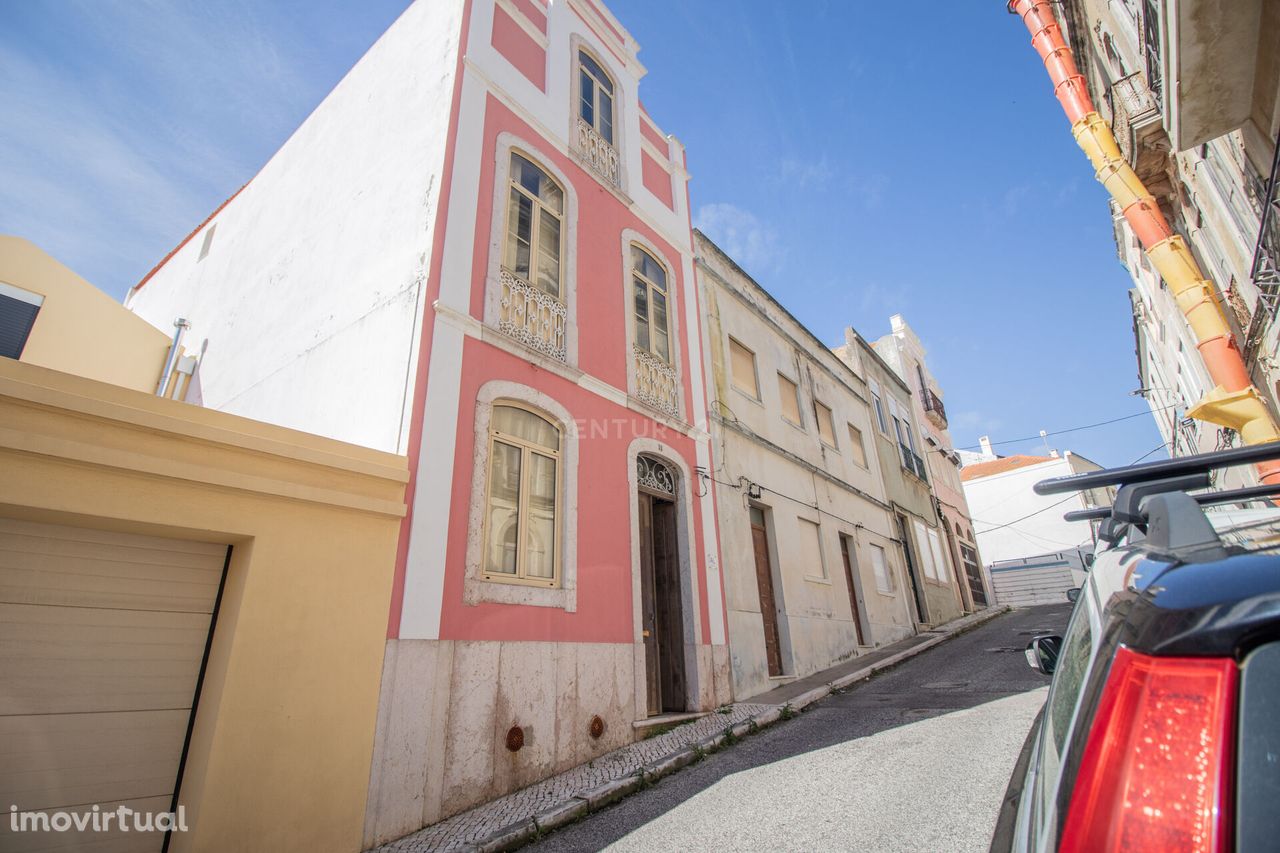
[873,314,992,611]
[836,333,966,629]
[1058,0,1280,485]
[0,239,410,851]
[696,232,916,701]
[0,235,184,395]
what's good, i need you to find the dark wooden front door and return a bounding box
[750,508,784,677]
[961,543,987,607]
[639,492,686,715]
[839,534,866,646]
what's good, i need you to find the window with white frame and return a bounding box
[578,50,615,145]
[500,153,567,359]
[631,245,670,363]
[913,519,939,581]
[482,404,561,586]
[870,543,893,593]
[575,49,620,186]
[869,380,889,433]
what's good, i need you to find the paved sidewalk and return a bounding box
[372,606,1009,853]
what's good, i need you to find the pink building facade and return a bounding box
[125,0,730,844]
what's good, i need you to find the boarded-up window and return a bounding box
[814,401,836,447]
[928,528,949,582]
[913,519,938,580]
[870,544,893,593]
[729,338,759,399]
[778,374,801,426]
[797,517,826,578]
[847,423,867,468]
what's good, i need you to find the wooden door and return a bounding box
[638,494,661,715]
[652,498,685,712]
[839,534,866,646]
[749,509,783,677]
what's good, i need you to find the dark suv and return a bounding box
[992,442,1280,853]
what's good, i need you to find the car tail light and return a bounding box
[1060,646,1237,852]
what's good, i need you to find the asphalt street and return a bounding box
[527,604,1073,853]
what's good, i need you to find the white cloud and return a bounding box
[694,203,783,275]
[779,156,833,190]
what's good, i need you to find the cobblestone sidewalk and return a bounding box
[373,703,774,853]
[372,606,1009,853]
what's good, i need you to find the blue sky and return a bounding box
[0,0,1166,466]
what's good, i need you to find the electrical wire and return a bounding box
[957,405,1178,451]
[970,441,1169,535]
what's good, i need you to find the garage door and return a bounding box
[0,518,227,852]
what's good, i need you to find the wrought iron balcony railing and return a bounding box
[922,387,947,428]
[1106,72,1164,168]
[900,444,928,483]
[1242,127,1280,363]
[633,346,680,418]
[498,268,567,361]
[574,117,620,188]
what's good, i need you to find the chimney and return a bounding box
[1050,449,1060,458]
[979,435,994,458]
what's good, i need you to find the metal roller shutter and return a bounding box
[0,518,227,852]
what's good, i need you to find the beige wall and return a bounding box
[695,234,915,702]
[0,236,173,393]
[0,359,407,852]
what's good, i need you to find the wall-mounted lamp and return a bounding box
[747,483,762,500]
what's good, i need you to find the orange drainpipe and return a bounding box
[1008,0,1280,484]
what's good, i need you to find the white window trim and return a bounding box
[626,437,703,718]
[567,35,628,196]
[814,398,838,450]
[620,228,685,420]
[463,380,579,611]
[0,281,44,307]
[483,133,581,366]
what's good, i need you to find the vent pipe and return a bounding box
[1007,0,1280,484]
[157,318,190,398]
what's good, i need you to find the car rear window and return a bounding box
[1238,640,1280,852]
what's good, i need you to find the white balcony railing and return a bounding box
[498,268,567,361]
[575,117,620,188]
[633,345,679,417]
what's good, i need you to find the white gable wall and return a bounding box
[126,0,465,453]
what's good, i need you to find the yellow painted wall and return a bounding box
[0,359,408,852]
[0,235,172,393]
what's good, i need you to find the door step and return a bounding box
[633,711,709,732]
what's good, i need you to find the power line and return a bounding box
[970,441,1168,535]
[958,406,1176,451]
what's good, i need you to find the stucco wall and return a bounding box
[125,0,465,454]
[963,456,1100,565]
[0,235,171,393]
[0,359,407,853]
[695,234,914,701]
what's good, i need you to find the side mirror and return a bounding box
[1025,635,1062,676]
[1066,587,1081,603]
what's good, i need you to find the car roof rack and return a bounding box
[1033,441,1280,495]
[1034,442,1280,558]
[1063,483,1280,523]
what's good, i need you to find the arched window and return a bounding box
[578,50,614,145]
[504,153,564,298]
[631,244,670,363]
[483,404,562,586]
